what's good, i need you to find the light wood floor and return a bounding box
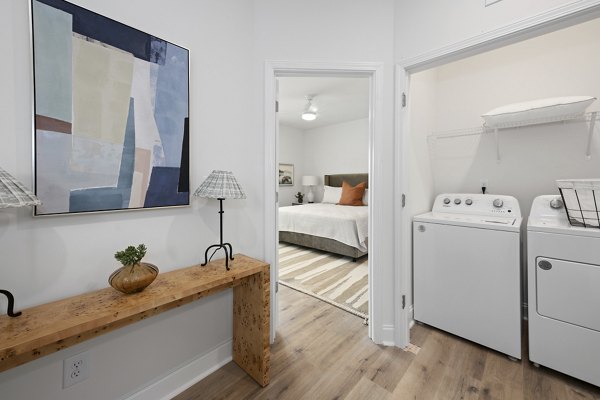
[175,286,600,400]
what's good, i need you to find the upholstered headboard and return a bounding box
[324,173,368,188]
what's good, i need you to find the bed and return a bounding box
[279,173,368,260]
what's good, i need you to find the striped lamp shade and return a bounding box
[193,170,246,199]
[0,167,41,209]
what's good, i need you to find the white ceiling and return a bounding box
[278,76,370,130]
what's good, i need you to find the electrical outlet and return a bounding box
[480,178,489,194]
[63,351,90,388]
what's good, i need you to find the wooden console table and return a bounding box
[0,254,270,387]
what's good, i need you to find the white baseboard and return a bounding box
[123,340,232,400]
[381,324,396,346]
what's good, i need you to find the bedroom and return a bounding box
[276,76,370,320]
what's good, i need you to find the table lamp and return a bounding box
[302,175,319,203]
[0,166,41,317]
[193,170,246,270]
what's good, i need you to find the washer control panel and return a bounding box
[433,193,521,218]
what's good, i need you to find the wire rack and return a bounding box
[557,179,600,228]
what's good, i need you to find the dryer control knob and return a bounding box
[454,198,461,205]
[550,198,563,209]
[538,260,552,270]
[465,199,473,206]
[443,198,451,205]
[493,199,503,208]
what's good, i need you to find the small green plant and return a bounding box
[114,244,147,266]
[295,192,304,203]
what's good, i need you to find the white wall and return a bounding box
[278,125,304,206]
[279,118,369,205]
[394,0,599,63]
[303,118,369,202]
[0,1,259,399]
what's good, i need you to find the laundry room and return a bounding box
[406,14,600,387]
[407,15,600,302]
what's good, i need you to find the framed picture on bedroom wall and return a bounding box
[279,163,294,186]
[31,0,190,216]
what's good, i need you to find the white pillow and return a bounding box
[481,96,596,128]
[362,188,369,205]
[322,185,342,204]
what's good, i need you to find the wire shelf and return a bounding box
[427,111,599,161]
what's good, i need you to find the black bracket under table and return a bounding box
[0,289,22,317]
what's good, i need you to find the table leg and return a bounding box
[232,266,270,386]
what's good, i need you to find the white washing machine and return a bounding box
[528,195,600,386]
[414,193,522,359]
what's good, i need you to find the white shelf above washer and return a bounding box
[428,111,600,161]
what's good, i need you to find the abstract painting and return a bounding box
[31,0,190,215]
[279,163,294,186]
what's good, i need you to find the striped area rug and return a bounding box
[278,243,368,319]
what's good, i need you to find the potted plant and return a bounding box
[295,192,304,203]
[109,244,159,294]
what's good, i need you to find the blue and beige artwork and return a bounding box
[32,0,189,215]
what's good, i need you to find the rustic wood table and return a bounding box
[0,254,270,386]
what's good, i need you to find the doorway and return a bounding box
[277,76,370,320]
[264,61,395,344]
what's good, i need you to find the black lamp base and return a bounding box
[1,289,22,317]
[201,198,235,270]
[201,243,234,270]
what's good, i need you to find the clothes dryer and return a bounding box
[528,195,600,386]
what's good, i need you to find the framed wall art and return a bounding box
[31,0,190,216]
[278,163,294,186]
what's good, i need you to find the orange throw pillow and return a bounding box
[338,181,366,206]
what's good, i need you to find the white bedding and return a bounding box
[279,203,368,252]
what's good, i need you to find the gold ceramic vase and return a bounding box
[109,262,159,294]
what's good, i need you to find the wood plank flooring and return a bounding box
[174,286,600,400]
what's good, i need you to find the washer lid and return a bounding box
[528,195,600,238]
[414,212,522,232]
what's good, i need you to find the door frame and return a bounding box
[264,60,389,344]
[395,0,600,338]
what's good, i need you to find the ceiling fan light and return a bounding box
[301,95,318,121]
[301,111,317,121]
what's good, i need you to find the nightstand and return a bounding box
[292,202,304,206]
